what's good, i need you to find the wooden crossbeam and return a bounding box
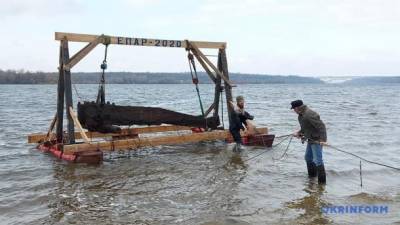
[189,42,234,87]
[190,49,217,83]
[45,114,57,141]
[55,32,226,49]
[204,103,215,117]
[63,37,101,70]
[62,127,269,155]
[28,125,192,143]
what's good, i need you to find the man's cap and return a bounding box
[236,95,244,102]
[291,100,303,109]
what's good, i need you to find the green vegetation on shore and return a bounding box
[0,69,323,84]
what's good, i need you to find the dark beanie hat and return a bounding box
[291,100,303,109]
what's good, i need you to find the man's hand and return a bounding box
[229,101,237,110]
[245,120,256,136]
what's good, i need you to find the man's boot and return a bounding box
[317,164,326,184]
[306,162,317,178]
[233,143,242,153]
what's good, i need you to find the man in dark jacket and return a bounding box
[291,100,327,184]
[229,96,254,151]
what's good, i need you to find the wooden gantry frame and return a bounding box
[28,32,266,156]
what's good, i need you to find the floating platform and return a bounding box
[37,142,103,163]
[28,125,273,163]
[27,32,274,164]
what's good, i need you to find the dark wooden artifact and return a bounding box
[78,102,220,133]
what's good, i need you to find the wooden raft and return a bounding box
[29,124,268,155]
[26,32,263,162]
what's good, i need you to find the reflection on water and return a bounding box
[1,84,400,224]
[287,181,331,224]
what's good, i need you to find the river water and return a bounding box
[0,84,399,225]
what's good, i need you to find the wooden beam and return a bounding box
[69,107,90,143]
[213,53,223,118]
[204,103,215,117]
[190,49,217,83]
[63,37,101,70]
[28,125,192,143]
[56,43,65,143]
[63,130,228,154]
[62,40,75,144]
[45,114,57,141]
[189,42,234,87]
[29,125,268,144]
[55,32,226,49]
[220,48,234,127]
[62,127,269,155]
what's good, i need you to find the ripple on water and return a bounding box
[1,84,400,224]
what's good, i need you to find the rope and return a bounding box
[360,160,363,188]
[292,136,400,171]
[243,134,293,162]
[272,135,293,161]
[72,83,83,102]
[97,43,109,104]
[275,134,293,139]
[321,142,400,171]
[187,52,205,117]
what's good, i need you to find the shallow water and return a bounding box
[0,84,399,225]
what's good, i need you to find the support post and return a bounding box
[219,48,234,128]
[61,39,75,144]
[213,52,223,118]
[56,43,65,143]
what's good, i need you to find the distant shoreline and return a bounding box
[0,70,323,84]
[1,70,399,84]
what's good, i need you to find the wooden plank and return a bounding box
[204,103,215,117]
[189,42,234,87]
[213,53,223,118]
[63,37,101,70]
[219,48,234,127]
[63,127,269,155]
[56,43,65,143]
[45,114,57,141]
[55,32,226,49]
[190,49,217,83]
[63,130,229,154]
[69,107,90,143]
[62,40,75,144]
[28,125,192,143]
[28,125,268,144]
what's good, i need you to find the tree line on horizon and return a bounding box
[0,69,324,84]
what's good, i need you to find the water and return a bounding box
[0,84,399,225]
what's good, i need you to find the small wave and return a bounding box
[347,192,394,203]
[368,141,385,146]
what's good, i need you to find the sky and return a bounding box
[1,0,400,77]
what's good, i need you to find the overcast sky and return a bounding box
[1,0,400,76]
